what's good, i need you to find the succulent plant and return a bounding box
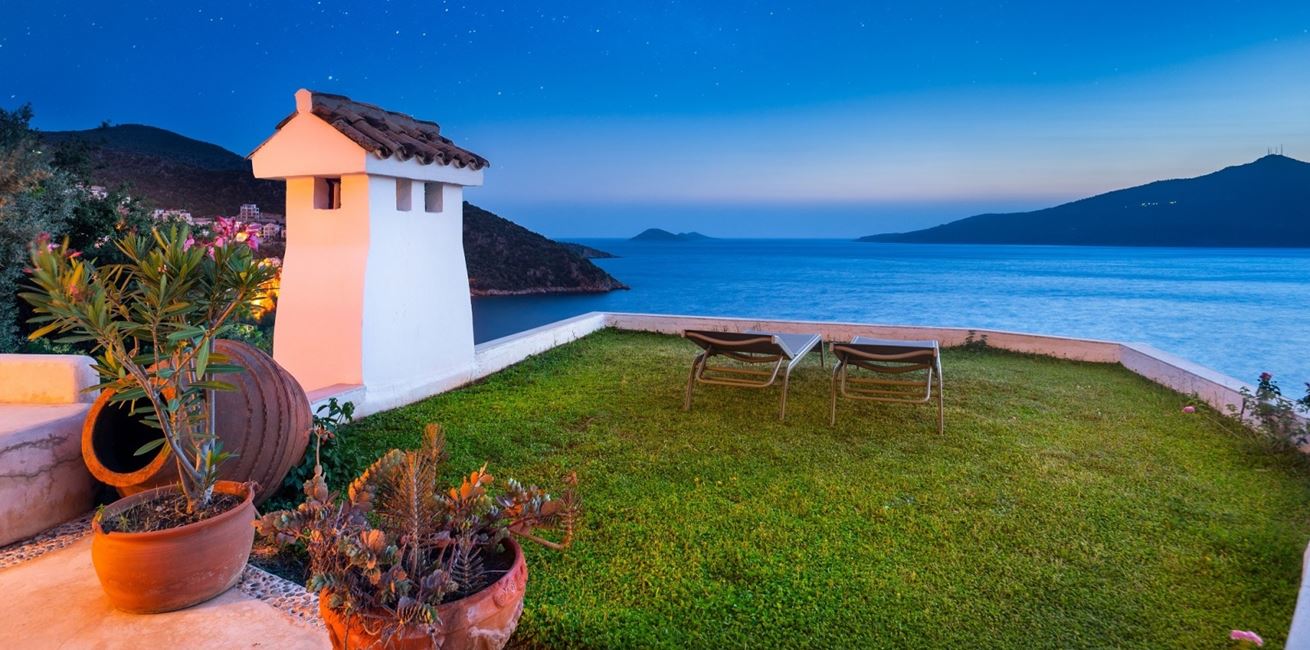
[256,423,579,640]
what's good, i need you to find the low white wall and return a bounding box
[603,312,1124,363]
[1119,342,1247,415]
[0,353,99,546]
[474,312,609,378]
[315,312,610,417]
[1288,544,1310,649]
[0,354,99,404]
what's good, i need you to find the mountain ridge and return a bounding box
[40,124,625,295]
[862,155,1310,247]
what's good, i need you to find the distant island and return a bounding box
[632,228,713,242]
[39,124,626,296]
[861,154,1310,247]
[560,242,617,259]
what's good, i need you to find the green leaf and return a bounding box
[191,380,237,392]
[133,438,166,456]
[166,326,205,342]
[195,342,211,378]
[110,388,147,402]
[26,322,61,341]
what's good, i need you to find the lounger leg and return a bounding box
[684,353,705,412]
[935,360,945,434]
[779,367,791,422]
[829,361,841,426]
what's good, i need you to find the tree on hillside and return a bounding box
[0,105,150,351]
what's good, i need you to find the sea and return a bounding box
[472,240,1310,388]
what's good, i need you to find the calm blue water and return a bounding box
[472,240,1310,386]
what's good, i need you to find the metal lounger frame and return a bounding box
[829,341,944,433]
[682,331,822,421]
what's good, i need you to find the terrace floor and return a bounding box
[328,330,1310,649]
[0,531,328,648]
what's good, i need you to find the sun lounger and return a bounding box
[829,336,943,432]
[682,329,823,421]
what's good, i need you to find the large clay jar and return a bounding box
[91,480,255,613]
[319,538,529,650]
[81,339,311,503]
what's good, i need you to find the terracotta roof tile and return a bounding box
[306,91,489,170]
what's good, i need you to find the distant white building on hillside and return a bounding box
[249,89,488,414]
[238,204,261,221]
[151,208,193,223]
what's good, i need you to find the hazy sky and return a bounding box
[3,1,1308,237]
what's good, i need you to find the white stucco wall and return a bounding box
[270,174,370,392]
[356,177,477,411]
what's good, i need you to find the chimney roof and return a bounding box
[277,89,489,170]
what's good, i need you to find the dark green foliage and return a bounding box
[264,397,356,514]
[960,329,990,352]
[1235,372,1310,448]
[0,105,72,350]
[0,106,152,352]
[340,330,1310,648]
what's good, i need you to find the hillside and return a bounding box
[560,242,617,259]
[41,125,285,217]
[863,155,1310,247]
[464,204,627,295]
[40,124,625,295]
[632,228,712,242]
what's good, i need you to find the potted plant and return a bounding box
[22,224,276,613]
[257,423,580,650]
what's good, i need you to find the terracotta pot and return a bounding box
[320,538,528,650]
[91,480,255,614]
[81,339,311,503]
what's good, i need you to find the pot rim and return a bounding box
[81,387,174,486]
[321,535,525,621]
[92,479,255,540]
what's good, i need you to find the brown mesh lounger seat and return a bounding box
[829,336,944,433]
[682,329,823,421]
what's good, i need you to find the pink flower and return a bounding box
[1182,405,1195,414]
[1230,630,1263,646]
[1260,372,1273,383]
[183,236,196,250]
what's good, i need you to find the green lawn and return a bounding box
[336,329,1310,649]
